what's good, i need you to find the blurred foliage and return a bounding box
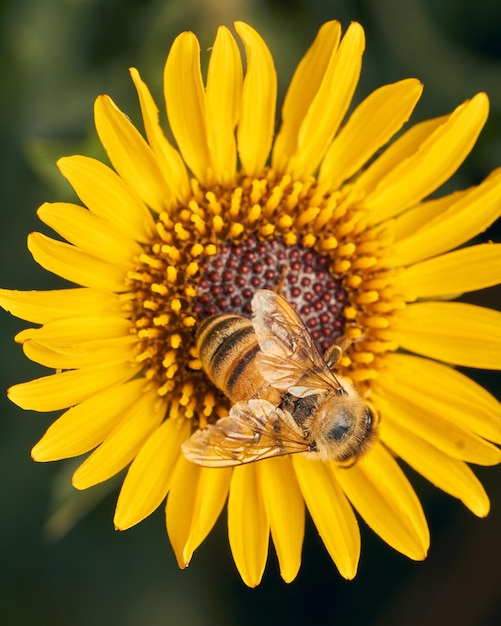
[1,0,500,625]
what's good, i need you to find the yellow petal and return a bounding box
[0,288,120,324]
[352,114,448,200]
[393,169,501,266]
[293,454,360,579]
[395,243,501,301]
[72,388,164,489]
[15,315,131,345]
[319,79,423,189]
[361,93,489,222]
[28,232,128,292]
[115,413,189,530]
[258,457,304,583]
[228,463,269,587]
[205,26,243,185]
[57,155,155,243]
[235,21,277,177]
[94,95,170,212]
[22,336,136,369]
[379,411,490,517]
[164,31,210,183]
[285,22,365,180]
[272,21,341,172]
[375,374,501,465]
[382,354,501,444]
[129,67,191,204]
[167,457,231,567]
[392,188,470,242]
[333,442,429,560]
[32,378,148,461]
[392,302,501,369]
[37,202,142,265]
[8,360,140,411]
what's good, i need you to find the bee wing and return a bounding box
[252,289,342,396]
[181,399,311,467]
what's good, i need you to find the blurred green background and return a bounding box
[1,0,501,624]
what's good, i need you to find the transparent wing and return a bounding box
[181,399,311,467]
[251,289,343,396]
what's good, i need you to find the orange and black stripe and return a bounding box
[196,314,278,404]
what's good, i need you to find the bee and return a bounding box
[182,289,376,467]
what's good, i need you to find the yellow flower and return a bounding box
[2,20,501,587]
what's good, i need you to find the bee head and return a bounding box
[313,380,377,462]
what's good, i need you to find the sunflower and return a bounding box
[2,20,501,587]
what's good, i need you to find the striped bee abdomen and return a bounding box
[196,314,279,405]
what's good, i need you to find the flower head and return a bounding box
[2,20,501,587]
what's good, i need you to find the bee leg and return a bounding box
[324,335,354,368]
[273,266,289,295]
[324,343,343,368]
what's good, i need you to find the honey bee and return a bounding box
[182,289,376,467]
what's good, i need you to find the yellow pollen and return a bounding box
[166,266,177,284]
[184,401,197,419]
[352,256,378,270]
[286,181,304,209]
[170,299,182,312]
[161,245,181,262]
[229,223,244,238]
[265,187,283,216]
[338,242,356,257]
[333,259,351,273]
[345,326,363,340]
[248,204,262,223]
[344,306,358,320]
[203,391,216,417]
[319,236,338,251]
[185,285,197,298]
[283,231,297,246]
[259,223,275,238]
[183,316,196,327]
[302,233,317,248]
[180,208,192,222]
[162,350,176,368]
[295,206,320,228]
[205,244,217,256]
[354,290,380,305]
[151,283,168,296]
[159,212,173,228]
[361,315,391,329]
[180,383,194,406]
[191,213,207,235]
[345,275,363,288]
[174,223,191,240]
[166,363,178,378]
[277,215,293,229]
[213,215,224,233]
[139,254,163,269]
[138,328,161,339]
[186,261,199,277]
[335,216,359,239]
[153,314,170,326]
[372,301,398,313]
[136,347,156,362]
[170,334,182,349]
[190,243,204,257]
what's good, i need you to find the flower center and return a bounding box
[126,170,400,426]
[193,236,347,352]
